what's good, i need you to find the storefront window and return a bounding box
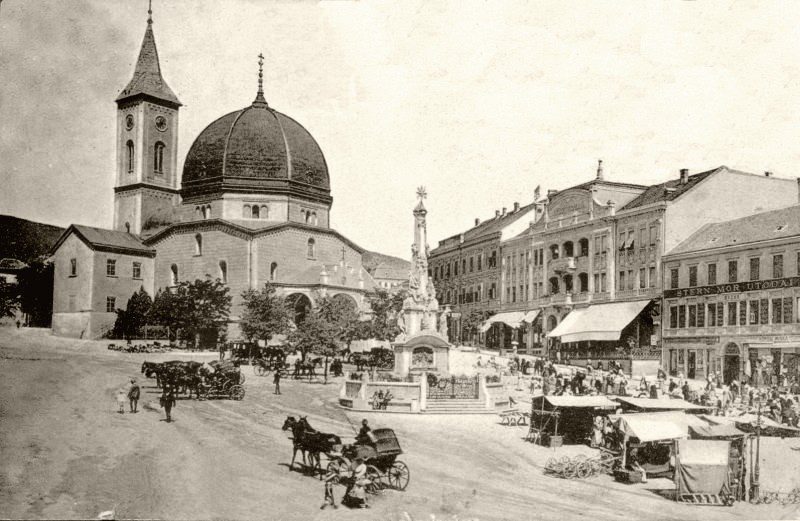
[688,304,697,327]
[697,304,705,327]
[738,301,747,325]
[669,306,678,329]
[708,303,716,326]
[726,302,736,326]
[785,297,794,323]
[749,300,759,324]
[678,305,686,328]
[772,298,783,323]
[760,299,769,325]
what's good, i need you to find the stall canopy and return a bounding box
[615,397,710,412]
[546,300,650,342]
[611,412,709,442]
[520,310,540,324]
[700,413,800,437]
[675,439,731,495]
[479,311,526,332]
[535,395,618,409]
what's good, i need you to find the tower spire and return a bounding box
[253,52,269,107]
[147,0,152,24]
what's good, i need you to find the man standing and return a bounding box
[127,378,140,413]
[160,386,176,422]
[273,369,281,395]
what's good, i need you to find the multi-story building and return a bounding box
[428,201,542,345]
[662,204,800,386]
[542,166,799,374]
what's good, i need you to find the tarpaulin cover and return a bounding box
[611,412,709,442]
[616,397,708,411]
[756,437,800,492]
[545,299,650,342]
[689,423,746,439]
[701,413,800,437]
[675,439,730,495]
[479,311,526,332]
[535,395,618,409]
[520,310,541,324]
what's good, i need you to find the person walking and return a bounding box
[127,378,140,413]
[160,386,176,422]
[273,369,282,395]
[115,387,127,414]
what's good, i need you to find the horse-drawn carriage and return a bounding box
[326,429,410,492]
[199,360,245,400]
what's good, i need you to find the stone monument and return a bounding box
[393,187,451,377]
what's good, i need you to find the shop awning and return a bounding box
[520,309,541,324]
[610,412,707,442]
[615,396,709,412]
[537,395,618,409]
[546,299,651,343]
[479,311,526,332]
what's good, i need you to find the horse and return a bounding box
[293,358,323,381]
[282,416,342,478]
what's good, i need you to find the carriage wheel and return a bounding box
[576,462,592,479]
[229,385,245,400]
[255,365,267,376]
[326,458,346,478]
[365,465,382,494]
[387,460,410,490]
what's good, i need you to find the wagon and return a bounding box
[199,365,245,400]
[326,428,410,492]
[253,357,289,377]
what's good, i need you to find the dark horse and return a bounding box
[293,358,323,381]
[282,416,341,478]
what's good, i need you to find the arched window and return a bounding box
[243,204,251,218]
[126,140,134,173]
[564,274,573,293]
[550,244,560,260]
[124,222,131,233]
[154,141,165,173]
[549,277,560,294]
[195,207,202,219]
[260,205,268,219]
[170,264,178,285]
[219,260,227,283]
[195,234,203,256]
[270,262,278,281]
[203,205,210,219]
[578,273,588,293]
[563,241,574,257]
[307,238,315,258]
[578,238,589,257]
[312,212,318,226]
[252,205,260,219]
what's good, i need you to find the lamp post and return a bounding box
[750,398,763,502]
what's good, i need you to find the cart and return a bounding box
[326,428,410,492]
[199,364,245,400]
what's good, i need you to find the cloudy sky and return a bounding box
[2,0,800,258]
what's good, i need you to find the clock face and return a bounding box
[155,116,167,132]
[125,114,134,130]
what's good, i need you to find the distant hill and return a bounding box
[362,250,410,275]
[0,215,64,263]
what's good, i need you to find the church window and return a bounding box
[154,141,165,173]
[69,258,77,277]
[195,207,202,219]
[270,262,278,281]
[106,259,116,277]
[106,296,116,313]
[170,264,178,285]
[312,212,318,225]
[195,234,203,256]
[132,262,141,279]
[126,140,134,173]
[252,205,260,219]
[203,205,211,219]
[260,205,268,219]
[307,238,316,258]
[303,210,309,223]
[219,260,227,283]
[243,205,251,218]
[125,222,131,233]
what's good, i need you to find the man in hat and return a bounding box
[127,378,140,413]
[356,419,372,445]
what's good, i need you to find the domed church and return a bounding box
[51,8,376,339]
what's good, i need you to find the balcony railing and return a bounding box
[615,287,658,300]
[550,256,576,273]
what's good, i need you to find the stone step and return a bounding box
[425,404,487,410]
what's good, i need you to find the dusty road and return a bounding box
[1,328,797,520]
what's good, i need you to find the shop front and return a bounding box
[742,335,800,388]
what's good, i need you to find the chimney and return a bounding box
[547,189,558,198]
[596,159,604,180]
[680,168,689,185]
[513,202,520,212]
[502,207,507,216]
[764,171,773,177]
[495,210,500,218]
[607,200,616,216]
[475,218,480,226]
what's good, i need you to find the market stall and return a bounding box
[529,395,618,446]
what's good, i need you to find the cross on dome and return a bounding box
[253,52,268,107]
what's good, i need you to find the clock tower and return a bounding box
[114,5,181,235]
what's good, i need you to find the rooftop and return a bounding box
[621,166,725,210]
[667,204,800,256]
[52,225,155,257]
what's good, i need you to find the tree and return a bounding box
[15,258,54,327]
[240,283,292,345]
[0,278,19,319]
[366,288,407,341]
[288,309,338,382]
[149,279,231,347]
[111,287,152,340]
[462,309,491,345]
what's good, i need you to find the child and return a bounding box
[320,468,340,509]
[116,388,127,414]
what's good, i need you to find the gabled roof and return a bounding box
[431,201,539,254]
[116,20,180,106]
[621,166,724,210]
[667,204,800,257]
[51,225,156,258]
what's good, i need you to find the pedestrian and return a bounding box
[346,457,369,509]
[160,386,176,422]
[320,467,340,509]
[273,369,281,395]
[219,343,225,361]
[115,387,127,414]
[127,378,140,413]
[15,319,21,329]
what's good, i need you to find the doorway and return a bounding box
[724,355,740,385]
[687,350,696,380]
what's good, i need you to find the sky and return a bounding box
[2,0,800,259]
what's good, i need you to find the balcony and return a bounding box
[550,256,576,274]
[551,293,573,306]
[615,287,659,300]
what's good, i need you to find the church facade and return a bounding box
[51,10,376,340]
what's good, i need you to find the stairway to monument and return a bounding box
[423,398,494,414]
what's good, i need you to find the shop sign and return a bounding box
[663,275,800,298]
[664,336,719,345]
[742,335,800,343]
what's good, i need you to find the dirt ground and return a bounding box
[1,328,798,520]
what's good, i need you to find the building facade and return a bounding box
[662,204,800,386]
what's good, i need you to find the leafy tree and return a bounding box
[288,308,338,382]
[0,278,19,319]
[111,287,152,340]
[366,288,407,341]
[15,258,53,327]
[149,287,183,342]
[149,279,231,347]
[240,283,292,345]
[462,309,491,345]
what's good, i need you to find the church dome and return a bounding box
[181,99,330,203]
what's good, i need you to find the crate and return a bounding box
[548,435,563,448]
